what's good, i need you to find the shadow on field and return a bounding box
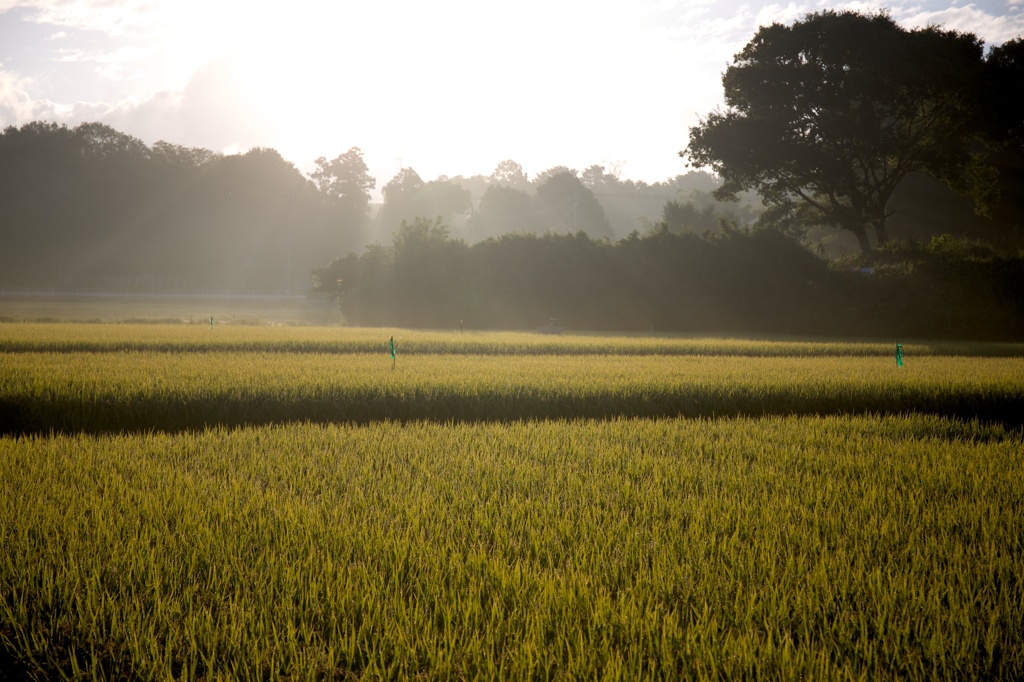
[2,393,1022,440]
[0,648,37,681]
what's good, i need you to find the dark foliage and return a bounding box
[315,222,1024,340]
[683,11,1016,255]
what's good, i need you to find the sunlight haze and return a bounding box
[1,0,1022,187]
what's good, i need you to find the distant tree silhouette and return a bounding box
[378,168,471,238]
[310,147,376,246]
[489,159,530,191]
[532,169,613,239]
[470,185,536,241]
[0,121,337,291]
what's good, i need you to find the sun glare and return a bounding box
[143,0,707,181]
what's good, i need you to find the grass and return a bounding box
[1,323,1022,679]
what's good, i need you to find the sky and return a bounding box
[1,0,1022,190]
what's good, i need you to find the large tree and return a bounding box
[378,168,471,235]
[533,168,613,239]
[379,167,425,234]
[471,184,536,240]
[683,11,993,254]
[309,147,375,239]
[985,38,1024,151]
[982,38,1024,247]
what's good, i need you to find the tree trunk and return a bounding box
[851,225,873,255]
[873,220,889,248]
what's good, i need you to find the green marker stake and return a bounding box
[210,317,214,331]
[389,336,396,370]
[896,343,903,367]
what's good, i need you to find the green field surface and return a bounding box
[1,324,1022,679]
[4,323,1024,357]
[3,348,1023,434]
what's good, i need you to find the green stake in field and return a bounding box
[896,343,904,366]
[210,316,214,331]
[389,336,396,370]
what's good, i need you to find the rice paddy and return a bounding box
[1,324,1022,679]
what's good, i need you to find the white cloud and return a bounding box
[822,1,892,14]
[898,4,1024,42]
[0,80,75,125]
[98,90,183,141]
[0,68,37,122]
[2,0,157,37]
[50,44,150,65]
[51,47,91,62]
[754,3,815,26]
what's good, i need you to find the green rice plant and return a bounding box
[1,415,1021,679]
[3,323,1023,357]
[3,352,1022,433]
[2,323,1021,678]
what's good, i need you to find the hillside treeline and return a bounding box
[315,219,1024,340]
[3,119,1022,340]
[6,119,1020,297]
[0,122,352,291]
[0,121,750,292]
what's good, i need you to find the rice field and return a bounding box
[1,324,1022,679]
[3,322,1024,357]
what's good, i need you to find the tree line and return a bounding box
[312,10,1024,340]
[0,121,753,291]
[313,217,1024,340]
[2,9,1022,340]
[1,113,1016,294]
[0,122,343,291]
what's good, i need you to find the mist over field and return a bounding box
[0,118,1021,340]
[1,2,1022,339]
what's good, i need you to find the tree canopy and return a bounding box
[378,168,472,237]
[310,147,376,237]
[683,10,994,254]
[489,159,530,191]
[533,169,613,239]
